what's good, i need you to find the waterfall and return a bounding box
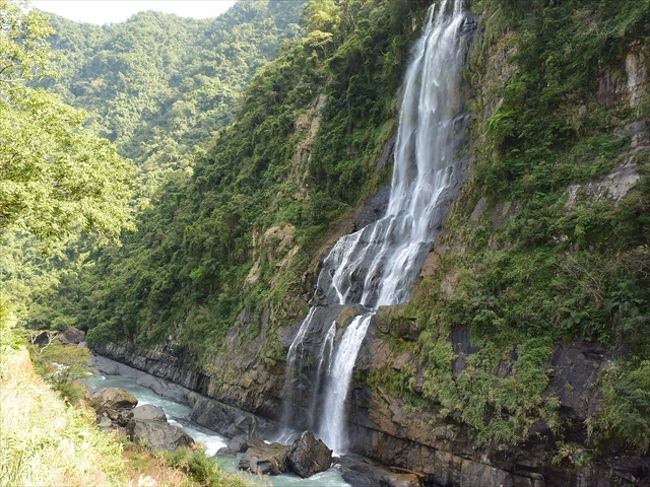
[277,308,318,437]
[307,320,336,427]
[318,314,373,451]
[279,0,469,454]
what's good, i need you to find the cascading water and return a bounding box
[279,0,469,454]
[318,314,373,451]
[308,320,336,426]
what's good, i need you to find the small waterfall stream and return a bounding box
[280,0,469,454]
[318,314,373,451]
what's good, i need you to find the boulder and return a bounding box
[132,404,166,422]
[287,431,332,478]
[91,387,138,416]
[238,440,290,476]
[127,419,194,451]
[228,434,249,454]
[60,326,86,345]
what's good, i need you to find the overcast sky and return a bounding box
[30,1,237,24]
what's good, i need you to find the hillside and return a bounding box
[52,0,425,347]
[8,0,304,328]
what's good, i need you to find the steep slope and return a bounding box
[21,0,304,327]
[51,0,649,484]
[54,0,428,347]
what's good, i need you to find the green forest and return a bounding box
[1,0,649,486]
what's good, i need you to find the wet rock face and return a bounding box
[276,304,367,431]
[354,184,391,230]
[549,342,610,421]
[287,431,332,478]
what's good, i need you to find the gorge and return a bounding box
[2,0,649,486]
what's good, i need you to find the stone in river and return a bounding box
[127,419,194,451]
[238,439,289,475]
[287,431,332,478]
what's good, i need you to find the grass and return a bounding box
[0,316,259,486]
[0,344,128,486]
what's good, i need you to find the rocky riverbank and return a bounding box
[90,351,429,487]
[90,387,195,451]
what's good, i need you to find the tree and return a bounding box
[0,0,54,84]
[0,0,135,324]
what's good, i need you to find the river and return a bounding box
[86,370,350,487]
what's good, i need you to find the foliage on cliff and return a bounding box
[375,0,650,458]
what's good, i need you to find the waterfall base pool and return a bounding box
[85,371,350,487]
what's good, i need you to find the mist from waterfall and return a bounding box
[279,0,469,454]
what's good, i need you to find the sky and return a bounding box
[30,1,237,25]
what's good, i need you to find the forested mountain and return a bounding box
[7,0,304,327]
[43,1,303,186]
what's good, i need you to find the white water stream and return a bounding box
[281,0,469,454]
